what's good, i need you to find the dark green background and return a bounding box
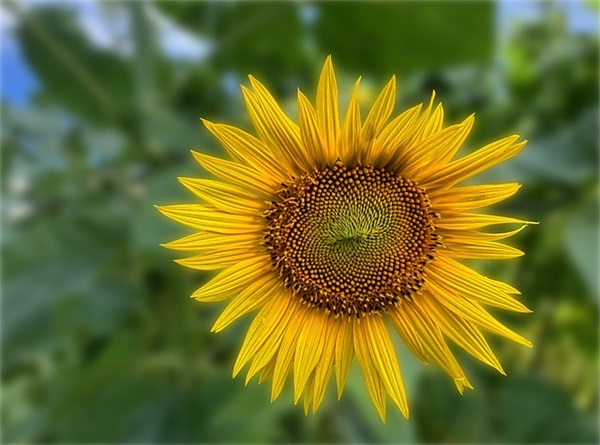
[2,1,598,443]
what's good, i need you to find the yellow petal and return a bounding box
[405,91,437,145]
[312,319,338,413]
[353,318,387,421]
[422,102,444,139]
[245,79,312,174]
[316,56,340,163]
[155,204,262,234]
[426,256,530,312]
[423,135,526,190]
[258,357,276,384]
[245,294,298,384]
[272,300,308,401]
[297,90,324,169]
[431,183,521,212]
[233,291,295,377]
[372,103,422,168]
[211,273,281,333]
[440,225,527,244]
[435,213,538,231]
[362,315,409,418]
[201,120,286,183]
[388,306,429,364]
[340,77,362,165]
[294,309,326,402]
[360,76,396,163]
[442,240,524,259]
[426,278,532,348]
[303,373,315,415]
[175,249,258,270]
[401,301,472,391]
[191,151,277,197]
[191,257,271,302]
[161,231,260,252]
[420,296,505,374]
[334,318,354,399]
[178,177,265,215]
[398,114,474,179]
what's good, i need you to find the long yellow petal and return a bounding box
[421,102,444,139]
[431,183,521,212]
[245,293,299,384]
[191,257,271,302]
[303,373,316,415]
[435,213,538,231]
[404,91,436,145]
[372,104,421,168]
[423,136,526,190]
[178,177,264,215]
[362,315,409,418]
[201,120,286,183]
[258,357,276,384]
[161,231,260,252]
[419,296,505,374]
[191,151,277,197]
[211,274,281,333]
[353,318,387,421]
[442,240,524,259]
[360,76,396,163]
[272,300,308,401]
[294,309,326,402]
[233,291,294,377]
[334,319,354,399]
[388,306,429,363]
[440,226,527,245]
[297,90,324,169]
[426,256,530,312]
[316,56,340,164]
[155,204,262,234]
[246,79,312,173]
[397,114,474,179]
[312,319,338,413]
[426,279,532,348]
[175,249,258,270]
[340,78,362,165]
[401,301,472,392]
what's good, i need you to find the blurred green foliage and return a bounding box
[2,1,598,443]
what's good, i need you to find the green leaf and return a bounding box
[15,7,134,124]
[314,2,494,76]
[564,192,599,299]
[494,376,598,443]
[155,2,310,89]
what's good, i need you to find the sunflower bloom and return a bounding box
[157,57,534,421]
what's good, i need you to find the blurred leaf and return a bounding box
[482,107,599,185]
[413,371,491,443]
[564,192,599,299]
[124,375,287,443]
[47,333,160,442]
[2,252,104,367]
[15,6,134,124]
[314,2,493,76]
[155,2,310,90]
[494,376,598,443]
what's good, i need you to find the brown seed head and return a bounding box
[263,163,438,317]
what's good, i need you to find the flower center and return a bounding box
[263,163,438,317]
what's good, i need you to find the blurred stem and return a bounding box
[4,0,115,117]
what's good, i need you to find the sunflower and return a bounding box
[157,57,534,421]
